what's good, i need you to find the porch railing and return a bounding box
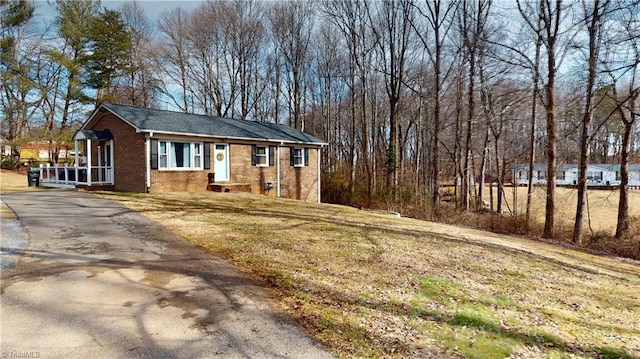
[39,163,113,187]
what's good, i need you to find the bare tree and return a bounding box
[603,0,640,239]
[322,0,377,201]
[226,0,267,120]
[522,0,571,239]
[120,1,157,107]
[573,0,610,245]
[157,8,193,113]
[269,1,314,130]
[412,0,459,219]
[512,1,546,223]
[457,0,492,211]
[369,0,415,201]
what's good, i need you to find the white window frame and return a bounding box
[587,171,603,181]
[193,142,201,168]
[159,141,168,168]
[255,145,269,167]
[158,140,204,170]
[292,148,305,167]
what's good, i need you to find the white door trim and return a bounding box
[214,143,230,182]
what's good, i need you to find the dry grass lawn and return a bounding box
[2,170,639,358]
[484,185,640,234]
[95,190,639,359]
[0,169,41,193]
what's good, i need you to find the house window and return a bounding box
[251,145,274,167]
[290,147,309,167]
[616,171,621,181]
[587,171,603,181]
[255,145,268,166]
[158,140,203,170]
[538,171,546,180]
[193,143,201,168]
[556,171,565,180]
[292,148,304,167]
[159,141,168,168]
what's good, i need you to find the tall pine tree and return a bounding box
[0,0,35,166]
[85,9,132,104]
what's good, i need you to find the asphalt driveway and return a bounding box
[1,190,334,359]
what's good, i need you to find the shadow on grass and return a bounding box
[445,313,637,359]
[259,267,639,359]
[98,191,639,359]
[101,191,640,281]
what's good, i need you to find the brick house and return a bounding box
[39,103,327,203]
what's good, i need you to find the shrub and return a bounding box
[1,159,15,170]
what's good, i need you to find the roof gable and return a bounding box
[73,130,113,141]
[90,103,326,145]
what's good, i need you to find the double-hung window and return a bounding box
[159,141,168,168]
[255,145,268,166]
[251,145,274,167]
[290,147,309,167]
[157,140,203,170]
[292,148,304,167]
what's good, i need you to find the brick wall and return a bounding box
[84,115,321,202]
[229,144,278,196]
[150,170,211,192]
[229,144,319,202]
[89,114,146,192]
[279,147,319,203]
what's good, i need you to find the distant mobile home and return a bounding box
[513,163,640,188]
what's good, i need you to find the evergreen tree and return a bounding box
[0,0,36,166]
[85,9,132,104]
[47,0,101,162]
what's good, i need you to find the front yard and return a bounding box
[96,189,640,359]
[1,169,637,358]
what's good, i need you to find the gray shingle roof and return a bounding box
[99,103,327,145]
[73,130,113,140]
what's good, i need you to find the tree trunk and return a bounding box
[615,121,632,238]
[573,0,603,246]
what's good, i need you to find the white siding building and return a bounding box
[513,163,640,187]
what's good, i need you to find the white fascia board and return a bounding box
[141,130,327,147]
[79,106,105,130]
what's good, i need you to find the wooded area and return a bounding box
[2,0,640,243]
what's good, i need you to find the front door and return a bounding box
[214,144,229,182]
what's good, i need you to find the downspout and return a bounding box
[109,139,114,184]
[277,142,283,198]
[74,139,79,184]
[145,132,152,192]
[87,138,92,185]
[317,146,322,204]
